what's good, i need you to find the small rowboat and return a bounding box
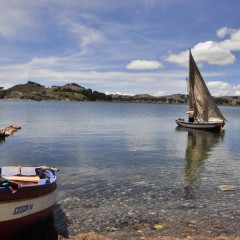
[0,165,58,239]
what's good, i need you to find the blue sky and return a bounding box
[0,0,240,96]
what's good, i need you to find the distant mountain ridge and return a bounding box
[111,93,240,106]
[0,81,239,106]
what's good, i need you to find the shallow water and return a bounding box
[0,101,240,239]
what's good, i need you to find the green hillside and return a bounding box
[0,81,239,106]
[0,81,112,102]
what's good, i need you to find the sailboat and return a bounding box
[176,50,227,132]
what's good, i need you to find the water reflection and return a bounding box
[176,127,223,198]
[0,137,5,144]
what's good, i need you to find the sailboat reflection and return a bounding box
[176,127,223,198]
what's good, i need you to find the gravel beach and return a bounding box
[60,232,240,240]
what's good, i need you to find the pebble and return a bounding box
[218,185,238,191]
[153,224,165,230]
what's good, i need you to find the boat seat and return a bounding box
[1,166,39,183]
[1,166,37,176]
[20,166,37,176]
[3,175,40,183]
[1,166,21,176]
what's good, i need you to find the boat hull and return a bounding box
[0,166,57,239]
[175,119,224,132]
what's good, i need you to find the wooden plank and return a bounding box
[3,176,40,183]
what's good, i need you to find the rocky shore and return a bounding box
[18,216,240,240]
[60,232,240,240]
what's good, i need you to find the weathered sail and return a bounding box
[188,50,227,122]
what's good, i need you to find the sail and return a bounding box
[188,50,227,122]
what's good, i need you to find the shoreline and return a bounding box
[60,232,240,240]
[17,216,240,240]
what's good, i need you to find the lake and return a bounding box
[0,100,240,239]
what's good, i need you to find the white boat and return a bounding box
[176,50,227,132]
[0,165,58,238]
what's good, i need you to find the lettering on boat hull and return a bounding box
[14,204,33,215]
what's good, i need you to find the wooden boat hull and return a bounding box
[176,119,224,132]
[0,128,5,138]
[0,190,56,238]
[0,166,57,239]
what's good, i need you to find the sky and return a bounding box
[0,0,240,97]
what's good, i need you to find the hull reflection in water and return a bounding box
[176,127,223,198]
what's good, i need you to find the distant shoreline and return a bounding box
[0,98,239,108]
[1,81,240,106]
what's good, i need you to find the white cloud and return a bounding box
[166,51,188,67]
[216,27,233,38]
[207,81,240,97]
[63,20,105,51]
[0,83,14,89]
[234,91,240,96]
[29,57,57,66]
[0,1,49,40]
[126,60,164,70]
[0,3,28,38]
[0,58,186,95]
[219,29,240,52]
[166,27,240,67]
[153,91,166,96]
[105,91,134,96]
[207,81,231,97]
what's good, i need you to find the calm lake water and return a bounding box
[0,100,240,239]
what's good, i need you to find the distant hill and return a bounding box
[111,93,240,106]
[111,93,188,104]
[0,81,239,106]
[0,81,112,102]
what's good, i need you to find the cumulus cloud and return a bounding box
[216,27,233,38]
[207,81,240,97]
[207,81,232,97]
[105,91,134,96]
[166,27,240,67]
[153,90,166,96]
[126,60,164,70]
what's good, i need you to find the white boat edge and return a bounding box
[0,188,57,222]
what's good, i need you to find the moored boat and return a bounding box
[0,165,58,239]
[176,118,225,132]
[176,50,227,132]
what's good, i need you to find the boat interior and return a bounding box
[0,166,51,185]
